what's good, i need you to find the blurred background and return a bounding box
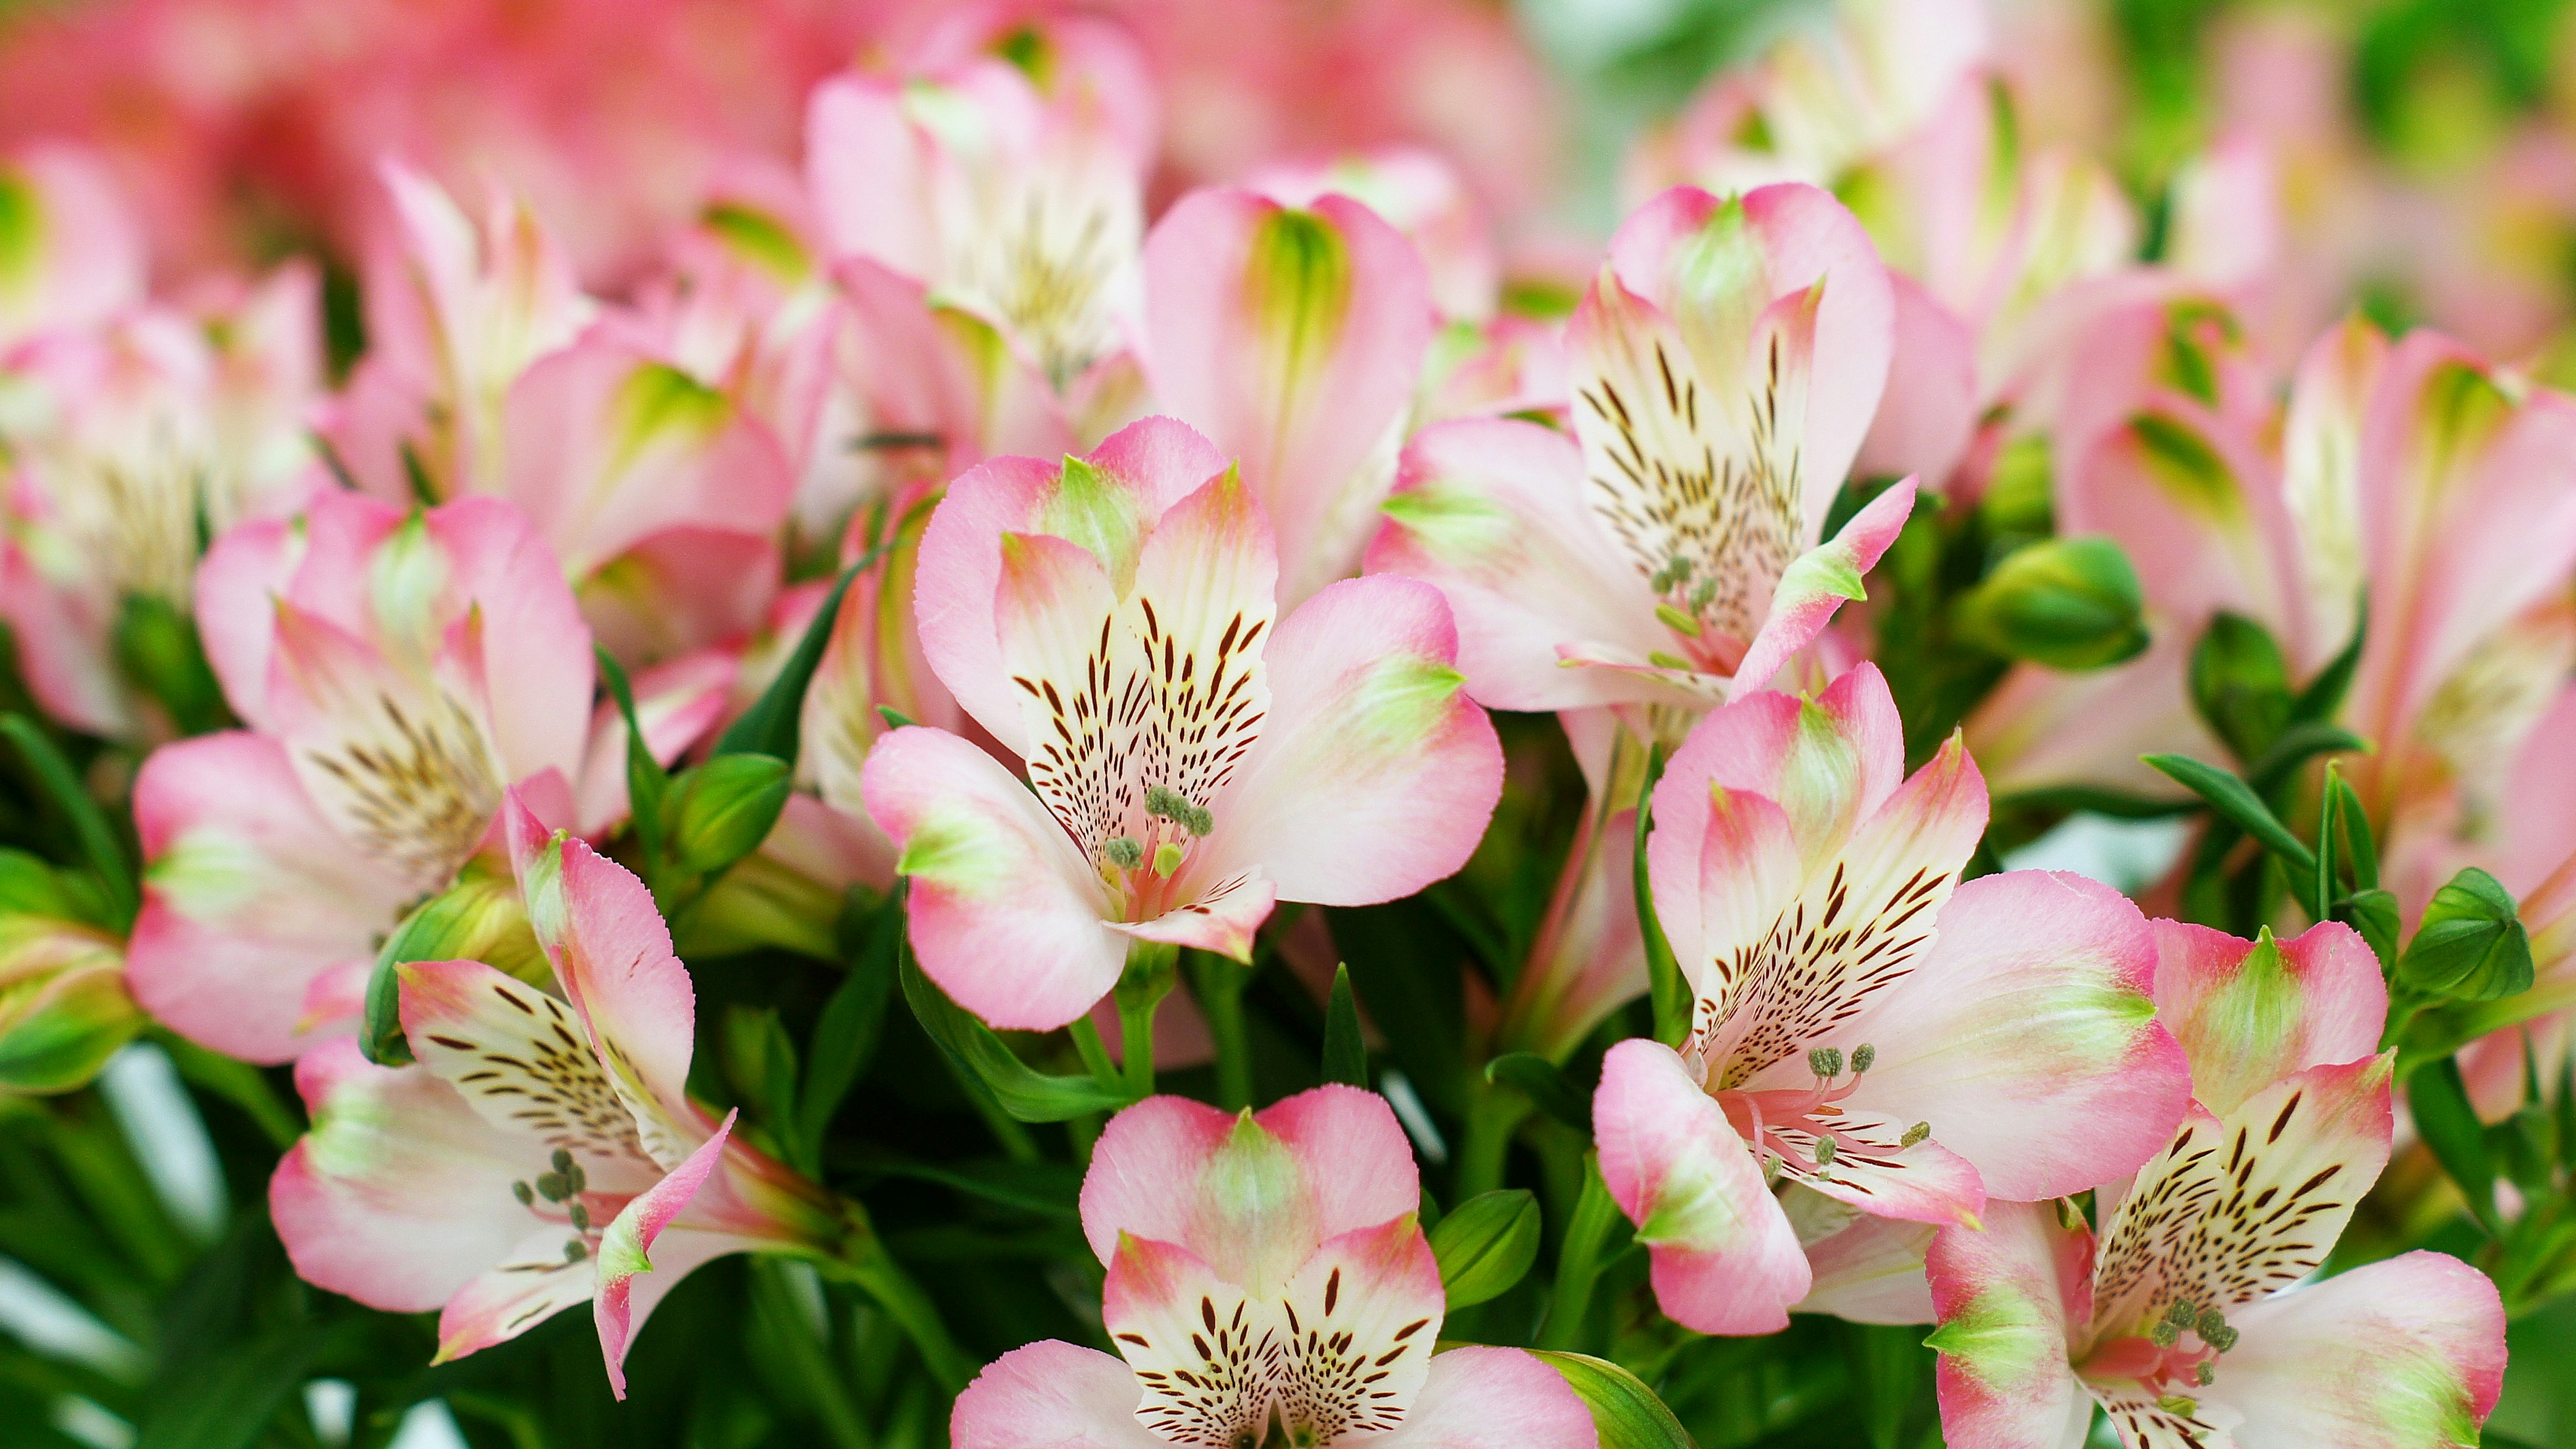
[5,0,2576,1444]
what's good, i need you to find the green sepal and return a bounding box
[1428,1189,1542,1310]
[1322,961,1367,1087]
[1527,1351,1697,1449]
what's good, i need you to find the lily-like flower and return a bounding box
[1368,183,1909,726]
[951,1085,1598,1448]
[329,163,794,663]
[129,493,726,1061]
[1144,184,1435,605]
[1925,920,2506,1449]
[863,417,1501,1030]
[1,266,331,737]
[272,797,846,1396]
[1592,663,2191,1334]
[806,14,1154,403]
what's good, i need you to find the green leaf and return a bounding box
[2143,752,2317,882]
[1526,1351,1698,1449]
[1486,1051,1590,1131]
[2398,867,2533,1003]
[900,948,1134,1122]
[2328,768,2379,890]
[663,753,794,877]
[1428,1189,1542,1310]
[716,561,858,760]
[2340,887,2401,977]
[133,1322,354,1449]
[1955,534,2151,669]
[110,595,229,737]
[0,716,135,930]
[2242,720,2368,797]
[2290,592,2368,723]
[2188,611,2292,762]
[2409,1056,2501,1236]
[1634,746,1688,1048]
[1322,961,1366,1087]
[720,1004,802,1159]
[595,645,669,865]
[796,894,900,1164]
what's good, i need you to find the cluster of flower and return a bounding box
[0,2,2564,1447]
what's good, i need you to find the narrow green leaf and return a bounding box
[2243,720,2368,796]
[1486,1052,1590,1131]
[2410,1056,2501,1237]
[133,1322,354,1449]
[1526,1351,1697,1449]
[595,645,669,866]
[0,716,135,930]
[2143,752,2317,885]
[2188,611,2292,762]
[2290,592,2367,723]
[796,894,900,1163]
[1428,1189,1542,1309]
[2330,768,2378,890]
[1634,746,1688,1047]
[1322,962,1367,1087]
[900,948,1134,1122]
[716,562,858,760]
[1536,1154,1629,1352]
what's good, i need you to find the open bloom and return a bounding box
[952,1085,1597,1449]
[1925,921,2506,1449]
[1368,183,1909,726]
[1,266,330,737]
[129,492,725,1061]
[272,798,844,1397]
[330,163,794,663]
[863,417,1500,1030]
[1592,663,2190,1334]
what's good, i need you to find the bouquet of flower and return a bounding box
[0,1,2571,1446]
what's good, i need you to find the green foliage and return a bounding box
[1430,1189,1543,1309]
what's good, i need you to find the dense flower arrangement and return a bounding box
[0,1,2572,1446]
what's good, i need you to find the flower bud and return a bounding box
[1428,1189,1542,1309]
[362,870,547,1065]
[1955,535,2150,670]
[2398,867,2533,1004]
[0,851,141,1094]
[665,753,794,877]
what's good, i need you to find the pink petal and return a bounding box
[1838,871,2192,1201]
[1079,1095,1240,1267]
[951,1340,1164,1449]
[268,1040,537,1313]
[860,725,1122,1031]
[2206,1250,2505,1449]
[1379,1346,1601,1449]
[1366,418,1671,713]
[1774,1108,1986,1227]
[0,144,145,345]
[1144,189,1435,602]
[1112,871,1278,962]
[578,527,782,668]
[833,257,1072,481]
[1197,576,1502,907]
[1646,773,1801,1035]
[1256,1084,1425,1249]
[129,733,413,1062]
[1655,661,1908,873]
[594,1112,737,1399]
[1793,1199,1937,1325]
[0,540,127,738]
[433,1225,600,1365]
[1856,277,1978,490]
[2150,920,2387,1117]
[1271,1216,1446,1438]
[1099,1234,1270,1440]
[504,799,702,1159]
[421,496,596,787]
[1594,1039,1810,1335]
[193,514,307,731]
[1728,480,1917,698]
[1924,1201,2097,1449]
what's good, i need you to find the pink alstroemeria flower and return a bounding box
[329,162,794,663]
[0,266,330,737]
[1925,921,2507,1449]
[1368,183,1909,723]
[272,798,844,1397]
[128,493,727,1062]
[806,15,1154,406]
[1592,663,2192,1334]
[862,417,1501,1030]
[952,1085,1598,1449]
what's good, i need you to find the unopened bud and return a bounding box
[1105,836,1144,869]
[1807,1046,1844,1079]
[1849,1043,1876,1074]
[1957,535,2149,670]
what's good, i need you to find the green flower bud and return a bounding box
[1955,535,2151,671]
[2397,867,2534,1004]
[363,871,547,1066]
[1428,1189,1542,1310]
[663,753,794,877]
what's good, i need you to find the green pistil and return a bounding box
[1153,841,1185,877]
[2157,1396,2198,1418]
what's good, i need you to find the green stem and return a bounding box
[823,1230,977,1395]
[1187,953,1254,1110]
[752,1259,873,1449]
[1536,1153,1623,1352]
[1454,1081,1532,1201]
[1067,1016,1121,1091]
[1115,941,1177,1098]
